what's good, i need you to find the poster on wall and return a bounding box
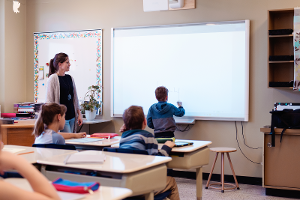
[33,29,103,114]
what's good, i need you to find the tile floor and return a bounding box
[176,178,299,200]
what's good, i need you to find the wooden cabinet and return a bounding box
[268,9,294,88]
[261,128,300,192]
[0,120,35,146]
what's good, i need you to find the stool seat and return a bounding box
[210,147,237,153]
[205,147,239,193]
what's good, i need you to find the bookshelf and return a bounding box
[268,9,294,88]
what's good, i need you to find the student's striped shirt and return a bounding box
[120,129,172,156]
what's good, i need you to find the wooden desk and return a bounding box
[261,128,300,191]
[3,145,77,164]
[0,120,35,146]
[65,136,121,150]
[163,140,211,200]
[37,152,171,200]
[111,139,212,200]
[4,178,133,200]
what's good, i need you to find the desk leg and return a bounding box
[145,191,154,200]
[196,167,203,200]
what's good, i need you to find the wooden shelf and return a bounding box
[269,34,293,38]
[269,61,294,63]
[268,10,294,87]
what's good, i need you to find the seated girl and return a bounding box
[0,122,61,200]
[33,103,86,145]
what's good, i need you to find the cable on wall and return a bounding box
[235,121,261,164]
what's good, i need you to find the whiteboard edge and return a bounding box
[111,28,114,118]
[244,19,250,122]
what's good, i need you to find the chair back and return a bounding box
[103,147,148,155]
[32,143,76,150]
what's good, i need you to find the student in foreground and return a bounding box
[119,106,180,200]
[147,86,185,138]
[0,122,61,200]
[33,103,86,145]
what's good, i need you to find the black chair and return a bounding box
[103,147,148,155]
[32,143,76,150]
[103,147,171,200]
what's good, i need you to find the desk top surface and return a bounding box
[112,139,212,153]
[65,136,121,147]
[260,127,300,135]
[168,139,212,152]
[37,151,171,173]
[1,119,36,128]
[3,145,76,164]
[4,178,132,200]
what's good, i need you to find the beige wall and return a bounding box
[0,0,5,110]
[1,0,26,113]
[20,0,300,178]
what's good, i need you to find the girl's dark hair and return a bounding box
[122,106,145,131]
[49,52,69,76]
[33,103,67,137]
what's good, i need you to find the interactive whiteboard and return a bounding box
[34,30,102,113]
[111,20,249,121]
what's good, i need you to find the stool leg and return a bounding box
[221,152,224,193]
[226,152,240,189]
[205,152,219,189]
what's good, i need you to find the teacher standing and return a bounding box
[46,52,83,133]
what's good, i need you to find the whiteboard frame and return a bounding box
[33,29,103,114]
[111,20,250,121]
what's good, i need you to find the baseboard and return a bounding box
[266,188,300,199]
[170,170,262,186]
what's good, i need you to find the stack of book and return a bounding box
[14,102,35,118]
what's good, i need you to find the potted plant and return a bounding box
[81,85,101,121]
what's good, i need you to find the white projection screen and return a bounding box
[111,20,249,121]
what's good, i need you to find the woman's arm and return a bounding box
[77,110,83,126]
[0,151,60,200]
[58,132,86,139]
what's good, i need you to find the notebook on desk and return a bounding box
[174,141,194,147]
[64,150,106,164]
[67,138,103,143]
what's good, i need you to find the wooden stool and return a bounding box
[205,147,240,193]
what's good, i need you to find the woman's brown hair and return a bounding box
[33,103,67,137]
[49,52,69,76]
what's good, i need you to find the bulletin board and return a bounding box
[33,29,102,114]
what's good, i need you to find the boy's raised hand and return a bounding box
[177,101,182,107]
[164,141,175,148]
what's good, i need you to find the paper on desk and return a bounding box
[2,147,26,154]
[67,138,103,143]
[64,150,106,164]
[58,191,85,200]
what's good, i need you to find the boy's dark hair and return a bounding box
[33,103,67,137]
[155,86,168,102]
[123,106,145,130]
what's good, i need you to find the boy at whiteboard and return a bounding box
[147,86,185,138]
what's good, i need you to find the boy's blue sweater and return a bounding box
[120,129,172,156]
[147,101,185,134]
